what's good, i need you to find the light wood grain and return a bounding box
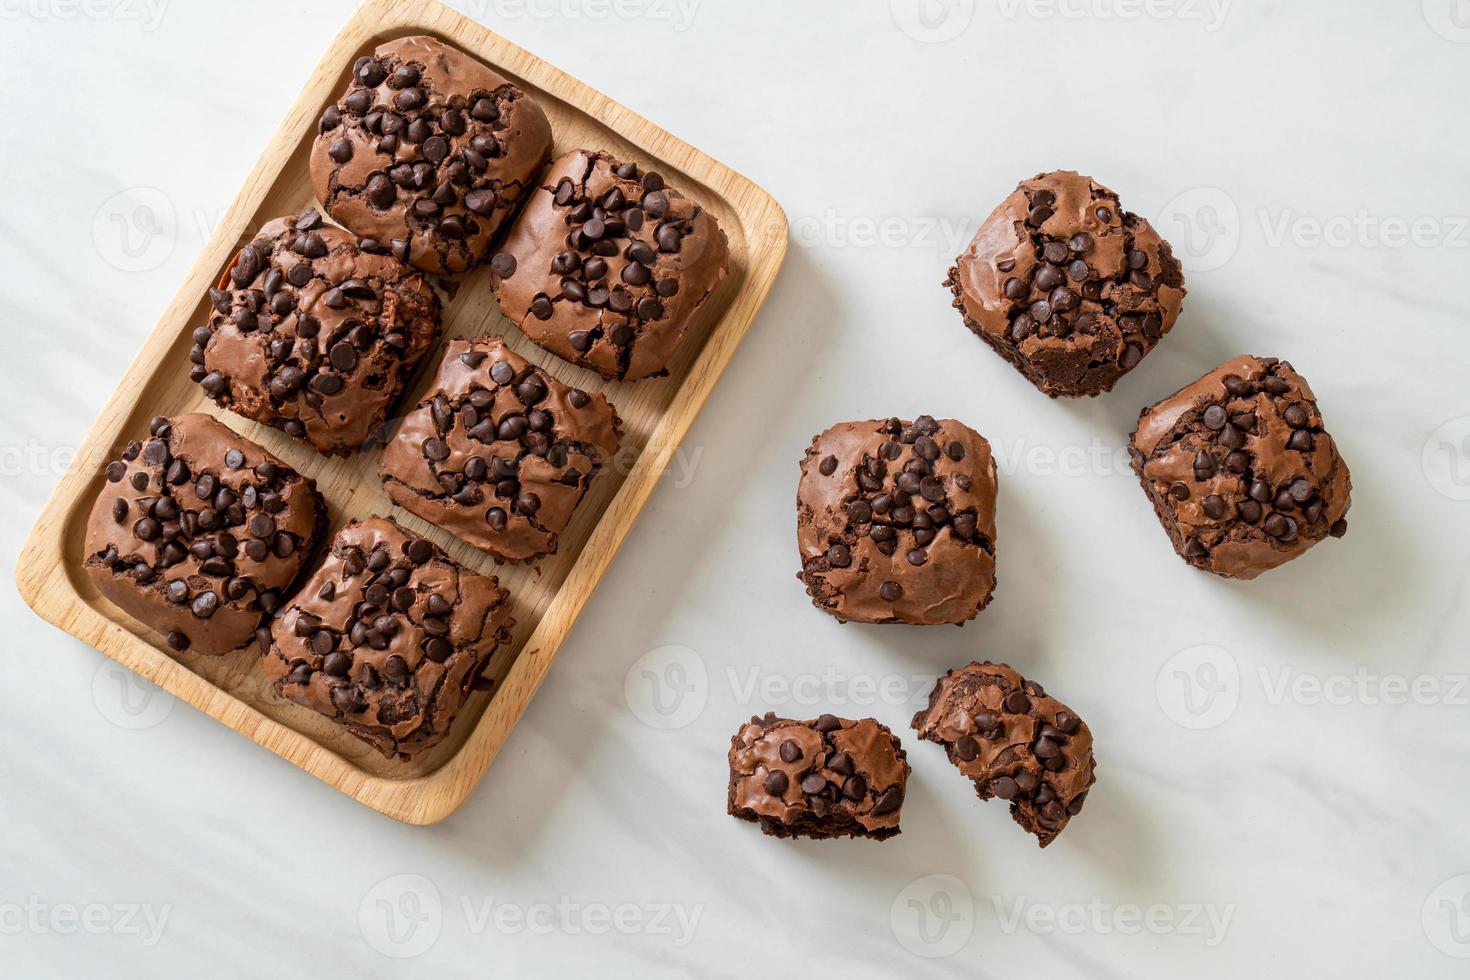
[16,0,787,824]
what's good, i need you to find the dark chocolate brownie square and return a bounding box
[379,336,621,563]
[797,416,997,625]
[489,149,729,381]
[913,662,1096,848]
[727,712,909,841]
[84,413,325,656]
[946,170,1186,398]
[1129,354,1351,579]
[261,516,514,760]
[310,35,554,276]
[192,210,442,456]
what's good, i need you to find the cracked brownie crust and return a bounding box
[489,149,729,381]
[192,210,443,455]
[946,170,1186,398]
[310,35,553,276]
[797,416,997,625]
[379,337,622,563]
[84,413,325,656]
[261,516,514,760]
[1129,354,1351,580]
[727,712,909,841]
[913,662,1096,848]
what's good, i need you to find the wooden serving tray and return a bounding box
[17,0,786,823]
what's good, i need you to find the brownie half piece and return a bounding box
[727,712,909,841]
[489,149,729,381]
[310,35,554,276]
[913,662,1096,848]
[380,336,621,563]
[192,210,442,455]
[261,516,514,760]
[83,413,325,656]
[1128,354,1351,579]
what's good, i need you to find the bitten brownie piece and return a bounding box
[797,416,997,625]
[727,712,909,841]
[83,414,325,656]
[913,662,1096,848]
[191,210,442,455]
[310,35,553,276]
[945,170,1186,398]
[489,149,729,381]
[1129,354,1351,580]
[261,516,514,760]
[379,337,621,563]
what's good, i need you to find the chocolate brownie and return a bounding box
[489,149,729,381]
[1129,354,1351,579]
[379,337,621,563]
[310,35,553,276]
[83,414,325,656]
[727,712,909,841]
[191,210,442,455]
[946,170,1186,398]
[913,662,1096,848]
[261,516,514,760]
[797,416,997,625]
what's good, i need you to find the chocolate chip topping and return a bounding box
[310,35,553,275]
[947,170,1187,398]
[83,414,325,656]
[728,712,910,841]
[491,149,729,381]
[261,516,514,759]
[1130,354,1352,579]
[192,212,442,455]
[379,337,621,563]
[913,661,1096,848]
[797,417,998,625]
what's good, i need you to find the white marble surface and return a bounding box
[3,1,1469,976]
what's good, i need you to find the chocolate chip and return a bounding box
[190,592,219,619]
[406,539,434,565]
